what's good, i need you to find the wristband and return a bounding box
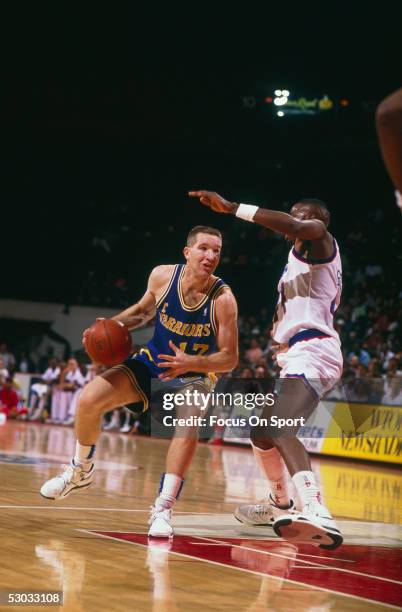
[236,203,259,222]
[396,190,402,211]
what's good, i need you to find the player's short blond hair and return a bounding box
[186,226,222,246]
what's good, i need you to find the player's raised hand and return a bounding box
[157,340,192,381]
[82,317,105,349]
[188,190,235,214]
[270,342,289,362]
[82,328,91,349]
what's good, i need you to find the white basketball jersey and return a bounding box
[272,238,342,344]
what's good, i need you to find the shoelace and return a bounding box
[57,464,74,484]
[248,500,274,519]
[148,505,171,524]
[58,463,90,484]
[253,498,295,517]
[303,501,331,519]
[254,505,271,516]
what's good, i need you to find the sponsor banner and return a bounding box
[299,436,325,453]
[150,373,402,463]
[320,402,402,464]
[318,460,402,523]
[222,398,402,464]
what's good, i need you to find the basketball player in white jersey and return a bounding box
[189,190,343,550]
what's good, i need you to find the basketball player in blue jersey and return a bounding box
[40,225,238,537]
[190,190,344,550]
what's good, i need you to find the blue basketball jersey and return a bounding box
[135,264,229,378]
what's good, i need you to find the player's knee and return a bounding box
[78,384,108,415]
[250,424,274,449]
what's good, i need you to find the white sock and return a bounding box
[251,444,291,508]
[292,470,323,508]
[155,473,184,510]
[74,441,96,468]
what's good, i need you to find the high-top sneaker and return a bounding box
[273,500,343,550]
[234,496,296,526]
[40,461,94,500]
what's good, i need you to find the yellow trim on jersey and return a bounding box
[210,296,217,337]
[111,364,149,411]
[210,284,230,300]
[209,284,230,336]
[155,265,179,309]
[207,372,218,388]
[178,266,221,312]
[139,347,154,362]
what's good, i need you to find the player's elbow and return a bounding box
[227,349,239,371]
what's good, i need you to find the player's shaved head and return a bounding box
[292,199,330,227]
[187,225,222,246]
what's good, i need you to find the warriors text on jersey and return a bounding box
[272,238,342,345]
[139,264,229,377]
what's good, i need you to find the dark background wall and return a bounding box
[1,8,400,313]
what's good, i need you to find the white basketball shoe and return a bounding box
[234,496,297,526]
[273,500,343,550]
[40,461,94,500]
[148,506,173,538]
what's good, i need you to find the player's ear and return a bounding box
[183,246,190,261]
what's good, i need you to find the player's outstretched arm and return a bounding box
[376,88,402,210]
[82,266,174,350]
[157,290,238,381]
[112,265,174,330]
[189,190,326,240]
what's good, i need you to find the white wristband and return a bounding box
[236,203,259,222]
[395,190,402,211]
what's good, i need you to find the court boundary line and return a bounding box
[196,535,402,586]
[0,505,234,514]
[1,506,400,525]
[188,543,355,563]
[1,505,401,546]
[80,529,401,610]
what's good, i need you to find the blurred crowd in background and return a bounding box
[0,201,402,431]
[1,201,401,425]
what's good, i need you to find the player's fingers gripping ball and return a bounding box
[85,318,133,366]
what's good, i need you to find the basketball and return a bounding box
[85,318,133,366]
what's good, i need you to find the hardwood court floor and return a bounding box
[0,421,401,611]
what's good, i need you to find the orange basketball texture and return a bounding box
[86,319,132,366]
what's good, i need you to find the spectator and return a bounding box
[367,359,382,378]
[0,344,16,372]
[245,338,264,365]
[0,376,27,418]
[255,364,269,378]
[385,357,402,378]
[382,375,402,405]
[37,347,55,374]
[18,351,36,374]
[347,344,371,368]
[28,358,61,421]
[49,358,79,424]
[0,358,9,385]
[62,363,92,426]
[238,366,254,379]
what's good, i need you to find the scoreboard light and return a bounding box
[273,89,290,107]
